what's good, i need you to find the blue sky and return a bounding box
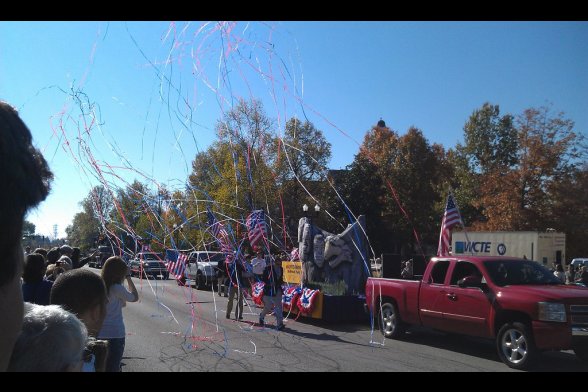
[1,21,587,238]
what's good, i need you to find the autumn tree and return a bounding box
[339,120,448,254]
[458,103,587,242]
[513,106,584,230]
[550,164,588,259]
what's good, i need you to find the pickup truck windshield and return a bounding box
[483,260,562,286]
[141,253,162,261]
[200,253,225,263]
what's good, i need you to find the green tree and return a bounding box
[380,127,448,252]
[216,98,273,151]
[189,100,279,249]
[461,102,518,173]
[333,155,386,251]
[453,103,518,228]
[22,220,36,237]
[273,117,332,232]
[66,186,112,252]
[108,180,164,251]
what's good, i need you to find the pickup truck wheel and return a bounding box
[496,322,537,370]
[380,303,404,339]
[573,346,588,361]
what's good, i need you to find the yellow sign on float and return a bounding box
[283,261,303,284]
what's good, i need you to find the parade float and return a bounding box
[280,214,370,322]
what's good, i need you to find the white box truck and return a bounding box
[451,231,566,266]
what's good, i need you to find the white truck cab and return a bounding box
[185,251,225,289]
[571,258,588,268]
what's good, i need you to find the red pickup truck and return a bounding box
[365,256,588,369]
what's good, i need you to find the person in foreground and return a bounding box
[0,101,53,371]
[8,303,88,372]
[51,269,110,371]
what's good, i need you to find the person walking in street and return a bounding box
[226,256,246,320]
[259,257,285,330]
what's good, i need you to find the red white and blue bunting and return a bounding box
[282,286,302,310]
[251,282,265,306]
[297,288,320,315]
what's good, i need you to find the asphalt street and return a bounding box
[98,272,588,372]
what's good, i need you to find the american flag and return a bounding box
[167,253,188,281]
[246,210,266,249]
[437,193,463,257]
[207,209,232,253]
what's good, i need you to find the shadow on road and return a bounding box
[286,316,371,333]
[402,327,588,372]
[283,326,374,348]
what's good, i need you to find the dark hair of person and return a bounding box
[50,269,108,317]
[46,248,60,265]
[0,102,53,286]
[101,256,128,293]
[33,248,48,259]
[22,253,46,284]
[71,247,81,268]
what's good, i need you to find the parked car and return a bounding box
[365,255,588,370]
[130,252,168,280]
[184,251,225,289]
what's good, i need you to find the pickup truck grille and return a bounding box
[571,315,588,325]
[570,305,588,313]
[570,305,588,326]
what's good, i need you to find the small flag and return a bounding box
[207,208,232,253]
[167,252,188,281]
[246,210,267,250]
[437,193,463,257]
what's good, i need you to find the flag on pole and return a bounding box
[437,193,463,257]
[246,210,267,250]
[207,208,232,253]
[167,252,188,281]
